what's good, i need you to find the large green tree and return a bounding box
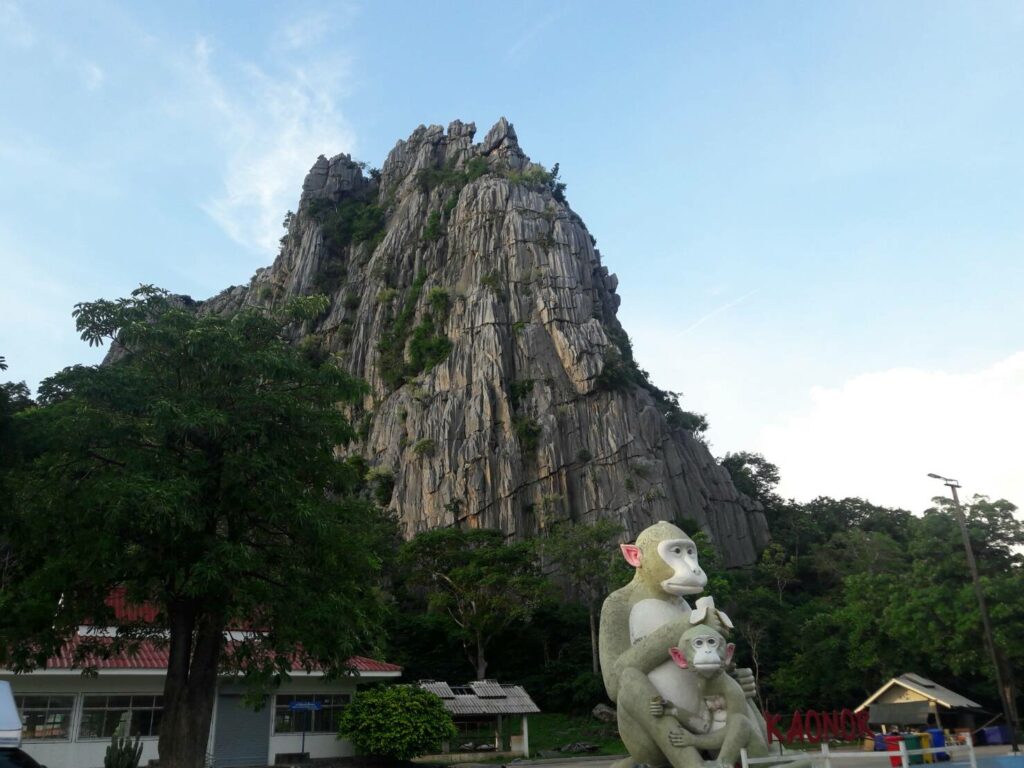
[542,519,626,675]
[0,288,393,768]
[399,527,546,680]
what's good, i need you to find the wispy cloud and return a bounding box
[506,5,569,60]
[175,35,355,253]
[678,288,759,335]
[80,60,104,90]
[0,0,34,49]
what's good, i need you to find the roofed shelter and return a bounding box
[419,680,540,758]
[856,673,984,731]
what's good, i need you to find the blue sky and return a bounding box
[2,1,1022,511]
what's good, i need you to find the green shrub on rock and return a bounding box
[338,685,456,760]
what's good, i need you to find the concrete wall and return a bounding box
[266,679,358,762]
[1,672,364,768]
[0,672,164,768]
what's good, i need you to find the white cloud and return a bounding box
[0,0,34,49]
[80,60,104,90]
[757,353,1024,511]
[179,36,355,253]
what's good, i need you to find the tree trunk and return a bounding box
[475,633,487,680]
[589,604,600,676]
[159,602,224,768]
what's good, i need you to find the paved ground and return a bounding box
[487,745,1024,768]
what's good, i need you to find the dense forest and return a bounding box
[386,450,1024,718]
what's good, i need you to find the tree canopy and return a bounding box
[0,287,394,768]
[398,527,546,680]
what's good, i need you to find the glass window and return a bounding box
[13,695,75,741]
[79,695,163,739]
[273,694,350,733]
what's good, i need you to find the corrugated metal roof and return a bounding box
[420,680,455,699]
[419,680,539,715]
[857,673,983,713]
[470,680,507,698]
[895,674,982,709]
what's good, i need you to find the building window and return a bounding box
[79,695,163,739]
[273,694,350,734]
[13,695,75,741]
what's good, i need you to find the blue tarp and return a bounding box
[0,680,21,747]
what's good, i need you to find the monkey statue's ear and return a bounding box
[725,643,736,665]
[669,646,688,669]
[620,543,642,567]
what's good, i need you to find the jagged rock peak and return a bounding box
[202,118,770,566]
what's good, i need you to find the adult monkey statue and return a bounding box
[599,521,760,768]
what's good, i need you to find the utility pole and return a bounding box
[927,474,1019,752]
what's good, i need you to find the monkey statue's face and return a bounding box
[655,537,707,596]
[620,521,708,597]
[668,626,735,679]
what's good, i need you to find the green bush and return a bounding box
[408,319,453,373]
[423,210,443,241]
[338,685,456,760]
[312,260,347,295]
[514,415,542,456]
[377,275,453,388]
[480,271,504,298]
[506,162,567,203]
[307,195,387,253]
[412,438,436,458]
[366,466,395,506]
[594,325,708,437]
[509,379,533,410]
[427,287,450,316]
[416,156,491,194]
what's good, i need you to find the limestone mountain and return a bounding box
[203,118,769,566]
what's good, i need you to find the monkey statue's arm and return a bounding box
[614,618,693,673]
[650,696,713,736]
[712,668,753,716]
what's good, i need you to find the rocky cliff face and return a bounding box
[203,118,769,566]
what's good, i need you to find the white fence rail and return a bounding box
[741,733,978,768]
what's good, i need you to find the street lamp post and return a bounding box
[927,473,1019,752]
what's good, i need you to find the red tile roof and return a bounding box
[346,655,403,673]
[104,589,160,624]
[46,636,401,674]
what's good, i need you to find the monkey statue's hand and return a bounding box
[729,666,758,699]
[650,696,666,718]
[668,728,696,748]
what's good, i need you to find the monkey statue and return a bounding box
[600,521,749,768]
[651,623,770,767]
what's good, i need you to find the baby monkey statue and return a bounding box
[652,623,770,767]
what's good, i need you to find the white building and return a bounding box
[2,638,401,768]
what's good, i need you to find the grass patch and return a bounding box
[527,712,625,756]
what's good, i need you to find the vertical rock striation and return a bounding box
[203,119,769,566]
